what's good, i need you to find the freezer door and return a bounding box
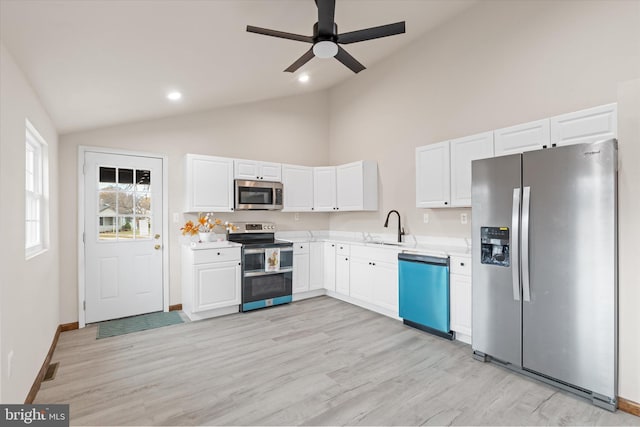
[471,154,522,366]
[521,139,617,399]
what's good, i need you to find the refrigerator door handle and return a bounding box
[522,186,531,302]
[511,188,520,301]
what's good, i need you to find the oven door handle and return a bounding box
[244,268,293,277]
[243,247,293,255]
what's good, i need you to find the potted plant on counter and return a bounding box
[180,213,237,243]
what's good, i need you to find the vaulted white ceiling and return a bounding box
[0,0,475,134]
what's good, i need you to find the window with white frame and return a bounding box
[25,119,49,258]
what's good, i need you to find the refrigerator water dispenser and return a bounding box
[481,227,510,267]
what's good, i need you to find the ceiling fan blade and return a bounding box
[335,46,365,73]
[284,48,315,73]
[247,25,313,43]
[317,0,336,36]
[337,21,406,44]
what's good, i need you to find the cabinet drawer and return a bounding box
[336,243,350,256]
[351,245,400,264]
[293,242,309,254]
[450,256,471,276]
[193,247,241,264]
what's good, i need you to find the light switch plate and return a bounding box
[294,213,300,221]
[461,213,468,224]
[423,213,429,224]
[173,213,179,224]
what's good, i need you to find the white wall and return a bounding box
[0,42,59,403]
[328,0,640,236]
[58,91,331,324]
[617,78,640,404]
[328,0,640,404]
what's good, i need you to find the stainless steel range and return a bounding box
[227,222,293,312]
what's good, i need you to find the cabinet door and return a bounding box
[450,132,494,207]
[234,159,260,180]
[323,242,336,291]
[335,254,350,295]
[293,252,310,293]
[186,155,234,212]
[494,119,550,156]
[371,262,399,314]
[349,257,373,303]
[260,162,282,181]
[193,261,240,312]
[450,274,472,337]
[282,164,314,212]
[416,141,450,208]
[309,242,325,290]
[550,103,617,147]
[314,167,337,212]
[336,162,363,211]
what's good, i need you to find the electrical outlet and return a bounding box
[423,213,429,224]
[8,350,14,378]
[294,213,300,221]
[173,213,180,224]
[461,213,468,224]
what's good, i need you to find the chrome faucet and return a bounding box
[384,210,405,243]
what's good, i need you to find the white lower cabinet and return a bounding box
[349,246,400,317]
[449,255,472,343]
[182,246,241,320]
[309,242,324,290]
[292,243,310,294]
[323,242,337,292]
[335,244,350,296]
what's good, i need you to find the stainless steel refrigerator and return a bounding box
[471,139,617,411]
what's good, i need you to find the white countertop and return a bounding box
[276,230,471,258]
[187,240,242,250]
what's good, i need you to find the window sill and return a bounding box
[25,246,48,261]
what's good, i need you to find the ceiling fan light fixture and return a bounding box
[313,41,338,58]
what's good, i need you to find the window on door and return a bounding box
[97,166,152,240]
[25,119,49,258]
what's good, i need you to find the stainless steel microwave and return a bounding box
[235,180,283,210]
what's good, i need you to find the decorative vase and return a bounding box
[198,232,216,243]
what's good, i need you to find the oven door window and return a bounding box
[243,272,292,303]
[243,248,293,272]
[238,186,273,205]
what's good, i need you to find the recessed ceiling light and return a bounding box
[167,91,182,101]
[298,74,310,83]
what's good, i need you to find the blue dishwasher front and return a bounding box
[398,253,453,340]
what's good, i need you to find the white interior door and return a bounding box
[84,152,164,323]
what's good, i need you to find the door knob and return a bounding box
[154,234,160,239]
[154,244,161,250]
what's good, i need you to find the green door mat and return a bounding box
[97,311,184,339]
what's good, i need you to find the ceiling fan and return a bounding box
[246,0,406,74]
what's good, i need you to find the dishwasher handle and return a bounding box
[398,253,449,266]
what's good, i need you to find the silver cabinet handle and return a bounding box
[512,188,521,301]
[522,186,531,302]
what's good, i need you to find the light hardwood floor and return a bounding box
[37,297,638,426]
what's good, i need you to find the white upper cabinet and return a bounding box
[281,164,314,212]
[234,159,282,181]
[416,141,451,208]
[550,103,617,147]
[494,119,550,156]
[184,154,234,212]
[336,161,378,211]
[450,132,494,207]
[314,161,378,212]
[313,167,336,212]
